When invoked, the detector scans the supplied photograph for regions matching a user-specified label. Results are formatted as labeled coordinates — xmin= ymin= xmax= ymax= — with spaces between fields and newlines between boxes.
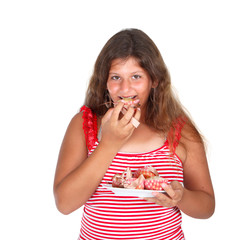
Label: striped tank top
xmin=78 ymin=106 xmax=185 ymax=240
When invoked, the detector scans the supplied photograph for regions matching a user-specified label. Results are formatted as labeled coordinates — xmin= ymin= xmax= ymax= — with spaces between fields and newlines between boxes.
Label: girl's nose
xmin=120 ymin=79 xmax=131 ymax=92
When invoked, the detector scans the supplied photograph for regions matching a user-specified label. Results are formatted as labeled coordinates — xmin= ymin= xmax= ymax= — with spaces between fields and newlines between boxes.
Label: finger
xmin=143 ymin=197 xmax=157 ymax=203
xmin=134 ymin=107 xmax=141 ymax=121
xmin=161 ymin=183 xmax=176 ymax=199
xmin=171 ymin=180 xmax=183 ymax=190
xmin=131 ymin=117 xmax=140 ymax=128
xmin=144 ymin=192 xmax=169 ymax=204
xmin=111 ymin=101 xmax=125 ymax=121
xmin=121 ymin=107 xmax=140 ymax=128
xmin=101 ymin=108 xmax=114 ymax=125
xmin=120 ymin=107 xmax=135 ymax=125
xmin=130 ymin=108 xmax=141 ymax=128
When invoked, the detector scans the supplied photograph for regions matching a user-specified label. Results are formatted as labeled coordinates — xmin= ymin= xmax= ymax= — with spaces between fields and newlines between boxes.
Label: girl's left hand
xmin=143 ymin=181 xmax=184 ymax=208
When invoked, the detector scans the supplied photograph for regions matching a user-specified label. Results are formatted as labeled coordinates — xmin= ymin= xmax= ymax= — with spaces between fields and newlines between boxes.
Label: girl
xmin=53 ymin=29 xmax=215 ymax=240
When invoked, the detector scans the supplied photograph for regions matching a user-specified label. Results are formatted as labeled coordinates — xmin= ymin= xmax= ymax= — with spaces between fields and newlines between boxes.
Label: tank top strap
xmin=167 ymin=116 xmax=187 ymax=152
xmin=80 ymin=105 xmax=98 ymax=151
xmin=174 ymin=117 xmax=187 ymax=150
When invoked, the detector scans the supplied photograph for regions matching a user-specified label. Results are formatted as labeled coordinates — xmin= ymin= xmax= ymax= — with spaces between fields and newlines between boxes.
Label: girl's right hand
xmin=100 ymin=102 xmax=141 ymax=149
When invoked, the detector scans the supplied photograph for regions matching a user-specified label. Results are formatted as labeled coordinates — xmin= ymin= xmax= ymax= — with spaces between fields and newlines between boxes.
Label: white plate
xmin=102 ymin=184 xmax=164 ymax=198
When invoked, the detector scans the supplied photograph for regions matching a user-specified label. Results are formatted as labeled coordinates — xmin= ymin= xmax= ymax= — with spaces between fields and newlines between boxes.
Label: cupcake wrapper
xmin=144 ymin=177 xmax=169 ymax=190
xmin=112 ymin=167 xmax=132 ymax=187
xmin=112 ymin=174 xmax=124 ymax=188
xmin=124 ymin=174 xmax=145 ymax=189
xmin=134 ymin=165 xmax=159 ymax=178
xmin=112 ymin=166 xmax=168 ymax=191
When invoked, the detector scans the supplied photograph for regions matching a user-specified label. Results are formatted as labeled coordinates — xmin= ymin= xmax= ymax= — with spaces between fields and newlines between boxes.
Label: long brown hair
xmin=84 ymin=28 xmax=204 ymax=152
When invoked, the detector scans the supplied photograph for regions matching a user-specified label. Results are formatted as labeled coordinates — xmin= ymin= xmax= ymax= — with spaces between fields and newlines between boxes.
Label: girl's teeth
xmin=120 ymin=98 xmax=140 ymax=106
xmin=121 ymin=96 xmax=136 ymax=100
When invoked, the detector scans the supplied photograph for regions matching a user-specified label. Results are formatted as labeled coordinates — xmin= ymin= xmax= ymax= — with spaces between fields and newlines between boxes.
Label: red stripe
xmin=79 ymin=108 xmax=185 ymax=239
xmin=81 ymin=217 xmax=181 ymax=238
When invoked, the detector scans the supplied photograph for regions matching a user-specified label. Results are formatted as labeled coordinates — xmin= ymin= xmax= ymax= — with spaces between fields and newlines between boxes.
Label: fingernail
xmin=161 ymin=183 xmax=167 ymax=188
xmin=152 ymin=192 xmax=158 ymax=196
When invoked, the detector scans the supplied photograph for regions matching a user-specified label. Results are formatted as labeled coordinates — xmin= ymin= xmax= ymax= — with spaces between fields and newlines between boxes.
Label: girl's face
xmin=107 ymin=57 xmax=155 ymax=111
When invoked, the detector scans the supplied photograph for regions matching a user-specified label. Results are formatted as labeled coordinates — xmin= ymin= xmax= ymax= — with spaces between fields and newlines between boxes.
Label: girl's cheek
xmin=107 ymin=84 xmax=118 ymax=94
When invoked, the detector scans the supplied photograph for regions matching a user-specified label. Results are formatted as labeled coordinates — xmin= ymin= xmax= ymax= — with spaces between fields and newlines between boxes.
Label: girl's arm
xmin=53 ymin=103 xmax=140 ymax=215
xmin=144 ymin=126 xmax=215 ymax=219
xmin=175 ymin=133 xmax=215 ymax=219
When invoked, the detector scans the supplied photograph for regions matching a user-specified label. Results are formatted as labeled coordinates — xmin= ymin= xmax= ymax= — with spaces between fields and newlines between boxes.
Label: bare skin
xmin=53 ymin=102 xmax=141 ymax=214
xmin=144 ymin=130 xmax=215 ymax=219
xmin=54 ymin=57 xmax=215 ymax=218
xmin=54 ymin=104 xmax=214 ymax=218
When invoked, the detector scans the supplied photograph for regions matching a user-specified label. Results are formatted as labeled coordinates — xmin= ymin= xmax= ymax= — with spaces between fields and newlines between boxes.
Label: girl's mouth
xmin=118 ymin=96 xmax=140 ymax=107
xmin=119 ymin=95 xmax=137 ymax=101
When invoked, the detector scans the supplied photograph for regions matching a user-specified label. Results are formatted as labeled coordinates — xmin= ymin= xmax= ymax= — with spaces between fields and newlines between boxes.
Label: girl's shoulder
xmin=66 ymin=111 xmax=85 ymax=138
xmin=180 ymin=121 xmax=204 ymax=145
xmin=177 ymin=122 xmax=205 ymax=163
xmin=63 ymin=111 xmax=88 ymax=150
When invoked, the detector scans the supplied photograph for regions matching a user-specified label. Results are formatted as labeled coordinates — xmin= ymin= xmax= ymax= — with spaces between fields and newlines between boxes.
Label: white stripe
xmin=84 ymin=211 xmax=181 ymax=226
xmin=81 ymin=217 xmax=182 ymax=239
xmin=82 ymin=216 xmax=181 ymax=236
xmin=85 ymin=208 xmax=177 ymax=219
xmin=83 ymin=137 xmax=183 ymax=239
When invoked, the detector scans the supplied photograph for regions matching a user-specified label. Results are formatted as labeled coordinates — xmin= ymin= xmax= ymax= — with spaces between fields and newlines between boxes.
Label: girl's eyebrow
xmin=108 ymin=72 xmax=119 ymax=75
xmin=131 ymin=71 xmax=144 ymax=74
xmin=109 ymin=71 xmax=145 ymax=75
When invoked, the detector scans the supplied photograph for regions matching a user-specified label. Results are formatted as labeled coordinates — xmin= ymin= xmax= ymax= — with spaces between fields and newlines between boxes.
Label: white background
xmin=0 ymin=0 xmax=239 ymax=239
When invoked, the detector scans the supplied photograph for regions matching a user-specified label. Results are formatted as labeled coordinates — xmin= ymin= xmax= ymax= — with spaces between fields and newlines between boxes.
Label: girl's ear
xmin=152 ymin=80 xmax=158 ymax=88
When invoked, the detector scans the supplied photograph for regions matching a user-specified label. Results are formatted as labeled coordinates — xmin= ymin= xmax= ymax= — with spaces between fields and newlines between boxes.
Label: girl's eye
xmin=132 ymin=74 xmax=141 ymax=79
xmin=111 ymin=76 xmax=120 ymax=80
